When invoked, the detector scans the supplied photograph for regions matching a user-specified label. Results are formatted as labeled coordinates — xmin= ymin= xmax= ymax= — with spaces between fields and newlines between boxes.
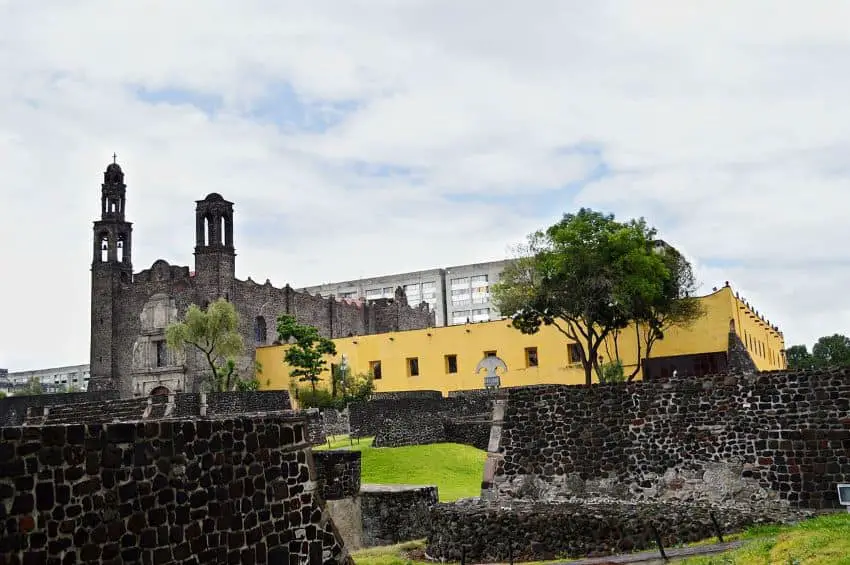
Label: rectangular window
xmin=567 ymin=343 xmax=582 ymax=364
xmin=382 ymin=287 xmax=394 ymax=297
xmin=369 ymin=360 xmax=382 ymax=380
xmin=451 ymin=310 xmax=470 ymax=324
xmin=407 ymin=357 xmax=420 ymax=377
xmin=472 ymin=308 xmax=490 ymax=322
xmin=421 ymin=281 xmax=437 ymax=299
xmin=156 ymin=340 xmax=167 ymax=367
xmin=365 ymin=289 xmax=383 ymax=300
xmin=470 ymin=274 xmax=488 ymax=285
xmin=484 ymin=350 xmax=497 ymax=358
xmin=450 ymin=277 xmax=470 ymax=289
xmin=445 ymin=354 xmax=458 ymax=374
xmin=339 ymin=291 xmax=356 ymax=299
xmin=525 ymin=347 xmax=539 ymax=367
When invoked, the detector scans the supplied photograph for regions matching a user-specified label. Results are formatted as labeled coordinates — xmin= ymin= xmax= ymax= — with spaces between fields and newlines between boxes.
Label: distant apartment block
xmin=300 ymin=260 xmax=510 ymax=327
xmin=0 ymin=364 xmax=91 ymax=395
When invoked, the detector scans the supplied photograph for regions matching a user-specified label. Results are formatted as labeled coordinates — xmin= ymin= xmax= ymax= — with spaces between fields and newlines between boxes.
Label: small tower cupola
xmin=101 ymin=154 xmax=127 ymax=221
xmin=92 ymin=156 xmax=133 ymax=270
xmin=195 ymin=192 xmax=234 ymax=251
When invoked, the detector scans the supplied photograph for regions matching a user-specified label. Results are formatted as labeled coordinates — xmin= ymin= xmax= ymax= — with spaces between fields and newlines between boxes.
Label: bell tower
xmin=89 ymin=156 xmax=133 ymax=393
xmin=193 ymin=193 xmax=236 ymax=298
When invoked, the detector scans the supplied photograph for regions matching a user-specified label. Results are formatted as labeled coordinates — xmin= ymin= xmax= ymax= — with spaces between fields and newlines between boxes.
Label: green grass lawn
xmin=315 ymin=435 xmax=486 ymax=502
xmin=679 ymin=512 xmax=850 ymax=565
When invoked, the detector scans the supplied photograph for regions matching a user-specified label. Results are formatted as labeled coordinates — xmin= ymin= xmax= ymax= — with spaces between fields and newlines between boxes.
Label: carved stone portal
xmin=131 ymin=293 xmax=187 ymax=396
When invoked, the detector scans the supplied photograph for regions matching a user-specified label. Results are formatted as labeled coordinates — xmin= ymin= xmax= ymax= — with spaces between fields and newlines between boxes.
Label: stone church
xmin=89 ymin=160 xmax=435 ymax=397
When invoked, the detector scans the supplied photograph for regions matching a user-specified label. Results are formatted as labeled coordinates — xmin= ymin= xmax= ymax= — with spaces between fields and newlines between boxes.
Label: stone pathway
xmin=553 ymin=540 xmax=744 ymax=564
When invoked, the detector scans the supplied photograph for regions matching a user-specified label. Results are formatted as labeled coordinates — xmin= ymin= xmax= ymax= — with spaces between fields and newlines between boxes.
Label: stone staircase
xmin=24 ymin=397 xmax=156 ymax=425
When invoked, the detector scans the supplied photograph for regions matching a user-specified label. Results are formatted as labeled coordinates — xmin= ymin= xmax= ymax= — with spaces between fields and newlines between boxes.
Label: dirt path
xmin=552 ymin=540 xmax=744 ymax=564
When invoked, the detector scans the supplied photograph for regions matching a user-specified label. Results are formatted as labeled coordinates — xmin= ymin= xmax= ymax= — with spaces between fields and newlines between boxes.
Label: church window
xmin=220 ymin=216 xmax=226 ymax=246
xmin=116 ymin=238 xmax=124 ymax=263
xmin=155 ymin=341 xmax=167 ymax=367
xmin=100 ymin=234 xmax=109 ymax=262
xmin=255 ymin=316 xmax=267 ymax=344
xmin=204 ymin=216 xmax=212 ymax=246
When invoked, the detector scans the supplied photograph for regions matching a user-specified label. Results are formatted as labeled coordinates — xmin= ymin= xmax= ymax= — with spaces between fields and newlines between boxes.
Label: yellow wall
xmin=256 ymin=286 xmax=786 ymax=395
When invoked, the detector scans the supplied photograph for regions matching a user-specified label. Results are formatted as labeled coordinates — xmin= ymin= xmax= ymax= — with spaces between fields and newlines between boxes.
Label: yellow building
xmin=256 ymin=284 xmax=786 ymax=396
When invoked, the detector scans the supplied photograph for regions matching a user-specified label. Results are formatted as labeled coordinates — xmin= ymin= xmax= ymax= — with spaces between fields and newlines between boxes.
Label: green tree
xmin=811 ymin=334 xmax=850 ymax=368
xmin=276 ymin=315 xmax=337 ymax=394
xmin=165 ymin=298 xmax=245 ymax=392
xmin=626 ymin=244 xmax=704 ymax=380
xmin=785 ymin=344 xmax=815 ymax=370
xmin=17 ymin=377 xmax=44 ymax=396
xmin=492 ymin=208 xmax=677 ymax=385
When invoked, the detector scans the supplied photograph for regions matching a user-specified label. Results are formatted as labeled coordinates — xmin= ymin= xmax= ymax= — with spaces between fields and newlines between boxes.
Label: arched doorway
xmin=150 ymin=386 xmax=170 ymax=396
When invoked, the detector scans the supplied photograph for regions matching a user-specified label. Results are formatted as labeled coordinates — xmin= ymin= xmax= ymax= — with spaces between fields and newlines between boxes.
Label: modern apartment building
xmin=300 ymin=259 xmax=510 ymax=327
xmin=0 ymin=364 xmax=91 ymax=395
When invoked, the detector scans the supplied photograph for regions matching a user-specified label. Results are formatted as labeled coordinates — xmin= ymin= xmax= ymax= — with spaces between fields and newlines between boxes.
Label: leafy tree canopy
xmin=493 ymin=208 xmax=702 ymax=384
xmin=276 ymin=315 xmax=337 ymax=394
xmin=787 ymin=334 xmax=850 ymax=370
xmin=165 ymin=298 xmax=245 ymax=392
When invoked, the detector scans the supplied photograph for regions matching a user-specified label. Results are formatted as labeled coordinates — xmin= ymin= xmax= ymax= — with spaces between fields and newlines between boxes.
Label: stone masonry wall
xmin=313 ymin=451 xmax=362 ymax=500
xmin=426 ymin=500 xmax=810 ymax=562
xmin=320 ymin=409 xmax=349 ymax=437
xmin=360 ymin=485 xmax=438 ymax=547
xmin=349 ymin=394 xmax=492 ymax=439
xmin=372 ymin=414 xmax=445 ymax=448
xmin=487 ymin=369 xmax=850 ymax=510
xmin=0 ymin=414 xmax=352 ymax=565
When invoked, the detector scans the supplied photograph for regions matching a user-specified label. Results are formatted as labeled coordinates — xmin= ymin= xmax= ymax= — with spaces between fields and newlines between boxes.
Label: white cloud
xmin=1 ymin=1 xmax=848 ymax=370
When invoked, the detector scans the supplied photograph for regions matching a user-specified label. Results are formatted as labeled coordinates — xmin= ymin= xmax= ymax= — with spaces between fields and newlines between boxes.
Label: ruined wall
xmin=0 ymin=414 xmax=351 ymax=565
xmin=320 ymin=409 xmax=350 ymax=437
xmin=426 ymin=500 xmax=810 ymax=562
xmin=349 ymin=394 xmax=492 ymax=439
xmin=487 ymin=369 xmax=850 ymax=509
xmin=0 ymin=391 xmax=119 ymax=426
xmin=314 ymin=451 xmax=362 ymax=500
xmin=360 ymin=485 xmax=438 ymax=547
xmin=372 ymin=414 xmax=446 ymax=448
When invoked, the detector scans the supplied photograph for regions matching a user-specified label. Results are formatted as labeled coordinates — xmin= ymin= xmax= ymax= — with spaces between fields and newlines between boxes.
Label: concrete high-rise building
xmin=300 ymin=260 xmax=510 ymax=327
xmin=0 ymin=364 xmax=91 ymax=395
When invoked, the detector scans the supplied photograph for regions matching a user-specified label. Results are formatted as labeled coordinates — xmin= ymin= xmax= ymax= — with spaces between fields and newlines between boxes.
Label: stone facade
xmin=88 ymin=161 xmax=435 ymax=397
xmin=485 ymin=369 xmax=850 ymax=510
xmin=425 ymin=500 xmax=811 ymax=562
xmin=0 ymin=413 xmax=352 ymax=565
xmin=359 ymin=485 xmax=438 ymax=547
xmin=304 ymin=409 xmax=327 ymax=446
xmin=313 ymin=451 xmax=362 ymax=500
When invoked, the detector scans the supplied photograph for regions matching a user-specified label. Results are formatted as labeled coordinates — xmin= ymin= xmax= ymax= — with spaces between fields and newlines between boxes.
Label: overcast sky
xmin=2 ymin=1 xmax=848 ymax=371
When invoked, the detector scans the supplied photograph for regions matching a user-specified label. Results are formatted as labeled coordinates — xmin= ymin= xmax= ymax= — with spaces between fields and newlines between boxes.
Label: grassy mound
xmin=314 ymin=436 xmax=486 ymax=502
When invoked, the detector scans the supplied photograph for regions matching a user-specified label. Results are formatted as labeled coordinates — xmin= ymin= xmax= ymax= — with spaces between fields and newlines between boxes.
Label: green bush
xmin=292 ymin=371 xmax=375 ymax=409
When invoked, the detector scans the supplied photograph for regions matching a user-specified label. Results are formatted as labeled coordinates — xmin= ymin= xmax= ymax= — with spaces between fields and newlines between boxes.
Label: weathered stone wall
xmin=426 ymin=500 xmax=810 ymax=562
xmin=360 ymin=485 xmax=439 ymax=547
xmin=488 ymin=369 xmax=850 ymax=509
xmin=370 ymin=390 xmax=443 ymax=400
xmin=443 ymin=416 xmax=491 ymax=451
xmin=321 ymin=408 xmax=350 ymax=437
xmin=305 ymin=408 xmax=328 ymax=446
xmin=373 ymin=414 xmax=445 ymax=448
xmin=0 ymin=391 xmax=119 ymax=426
xmin=0 ymin=414 xmax=352 ymax=565
xmin=205 ymin=390 xmax=292 ymax=415
xmin=349 ymin=394 xmax=492 ymax=439
xmin=314 ymin=451 xmax=362 ymax=500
